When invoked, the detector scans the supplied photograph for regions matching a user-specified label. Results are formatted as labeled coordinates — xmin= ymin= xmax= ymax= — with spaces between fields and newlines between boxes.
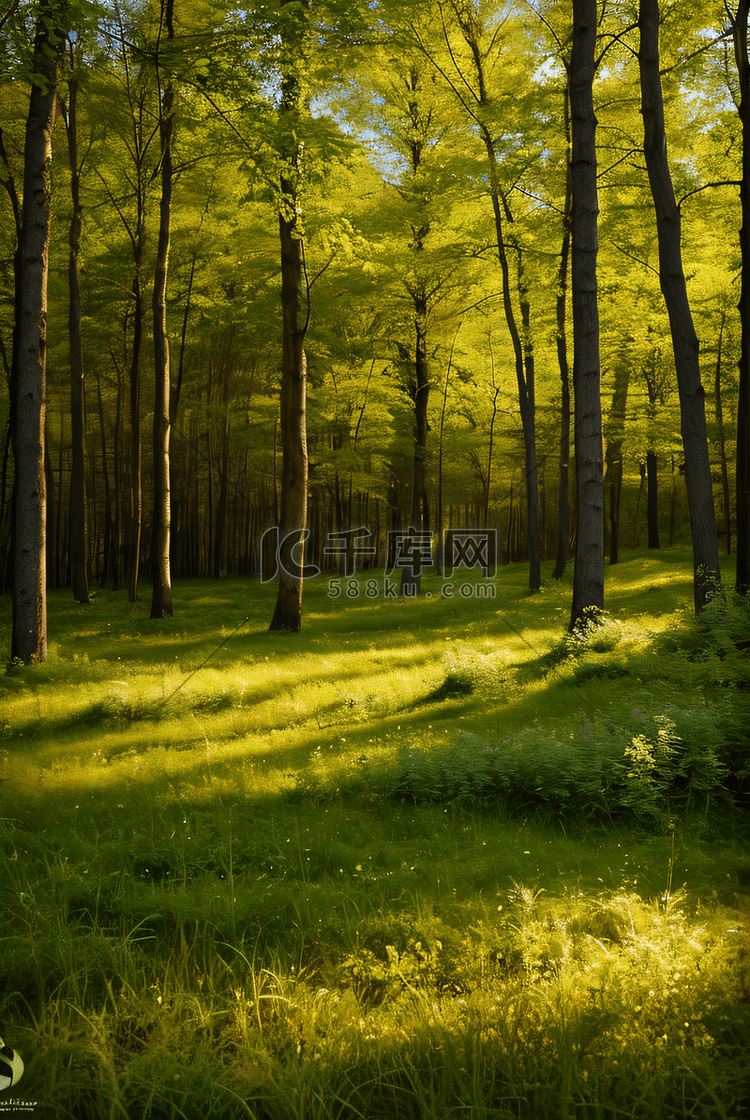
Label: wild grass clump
xmin=423 ymin=644 xmax=507 ymax=702
xmin=297 ymin=713 xmax=728 ymax=829
xmin=4 ymin=852 xmax=748 ymax=1119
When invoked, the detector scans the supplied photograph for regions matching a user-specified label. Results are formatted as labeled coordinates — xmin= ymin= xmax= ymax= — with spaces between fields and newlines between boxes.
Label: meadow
xmin=0 ymin=547 xmax=748 ymax=1119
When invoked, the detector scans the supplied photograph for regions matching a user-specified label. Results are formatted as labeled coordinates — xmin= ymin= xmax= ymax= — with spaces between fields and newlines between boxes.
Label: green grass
xmin=0 ymin=549 xmax=749 ymax=1118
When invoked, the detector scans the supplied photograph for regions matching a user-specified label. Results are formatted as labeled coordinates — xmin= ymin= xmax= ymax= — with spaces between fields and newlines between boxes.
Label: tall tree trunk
xmin=269 ymin=0 xmax=311 ymax=632
xmin=604 ymin=354 xmax=631 ymax=565
xmin=568 ymin=0 xmax=604 ymax=631
xmin=638 ymin=0 xmax=719 ymax=610
xmin=1 ymin=423 xmax=12 ymax=593
xmin=105 ymin=21 xmax=147 ymax=603
xmin=213 ymin=396 xmax=230 ymax=579
xmin=45 ymin=440 xmax=57 ymax=590
xmin=269 ymin=194 xmax=308 ymax=629
xmin=713 ymin=312 xmax=732 ymax=554
xmin=1 ymin=125 xmax=22 ymax=595
xmin=12 ymin=2 xmax=63 ymax=664
xmin=484 ymin=147 xmax=541 ymax=592
xmin=646 ymin=450 xmax=660 ymax=549
xmin=485 ymin=349 xmax=500 ymax=540
xmin=732 ymin=0 xmax=750 ymax=593
xmin=514 ymin=237 xmax=541 ymax=576
xmin=553 ymin=88 xmax=573 ymax=581
xmin=436 ymin=325 xmax=459 ymax=575
xmin=95 ymin=365 xmax=112 ymax=587
xmin=401 ymin=309 xmax=430 ymax=597
xmin=64 ymin=65 xmax=89 ymax=604
xmin=127 ymin=274 xmax=143 ymax=601
xmin=447 ymin=5 xmax=541 ymax=590
xmin=150 ymin=0 xmax=174 ymax=619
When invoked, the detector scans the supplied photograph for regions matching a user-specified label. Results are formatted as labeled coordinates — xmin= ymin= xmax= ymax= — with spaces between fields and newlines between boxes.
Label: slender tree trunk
xmin=515 ymin=239 xmax=541 ymax=576
xmin=646 ymin=450 xmax=660 ymax=549
xmin=713 ymin=312 xmax=732 ymax=554
xmin=269 ymin=0 xmax=311 ymax=631
xmin=447 ymin=6 xmax=541 ymax=589
xmin=1 ymin=423 xmax=12 ymax=593
xmin=150 ymin=0 xmax=174 ymax=618
xmin=127 ymin=277 xmax=143 ymax=601
xmin=12 ymin=3 xmax=63 ymax=664
xmin=213 ymin=395 xmax=230 ymax=579
xmin=553 ymin=90 xmax=573 ymax=581
xmin=95 ymin=365 xmax=112 ymax=587
xmin=0 ymin=129 xmax=22 ymax=596
xmin=107 ymin=25 xmax=147 ymax=603
xmin=484 ymin=148 xmax=541 ymax=592
xmin=45 ymin=440 xmax=57 ymax=590
xmin=112 ymin=360 xmax=122 ymax=589
xmin=732 ymin=0 xmax=750 ymax=593
xmin=401 ymin=309 xmax=430 ymax=597
xmin=485 ymin=388 xmax=499 ymax=531
xmin=269 ymin=198 xmax=308 ymax=629
xmin=436 ymin=325 xmax=459 ymax=575
xmin=639 ymin=0 xmax=719 ymax=610
xmin=64 ymin=68 xmax=89 ymax=604
xmin=604 ymin=355 xmax=631 ymax=565
xmin=568 ymin=0 xmax=604 ymax=631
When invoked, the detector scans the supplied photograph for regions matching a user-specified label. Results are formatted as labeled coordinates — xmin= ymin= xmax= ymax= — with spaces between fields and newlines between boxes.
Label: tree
xmin=150 ymin=0 xmax=175 ymax=618
xmin=604 ymin=346 xmax=631 ymax=566
xmin=730 ymin=0 xmax=750 ymax=594
xmin=12 ymin=0 xmax=65 ymax=664
xmin=553 ymin=85 xmax=573 ymax=581
xmin=568 ymin=0 xmax=604 ymax=631
xmin=269 ymin=0 xmax=312 ymax=632
xmin=638 ymin=0 xmax=720 ymax=610
xmin=0 ymin=78 xmax=24 ymax=596
xmin=95 ymin=4 xmax=154 ymax=602
xmin=61 ymin=41 xmax=90 ymax=604
xmin=414 ymin=3 xmax=543 ymax=592
xmin=386 ymin=58 xmax=447 ymax=598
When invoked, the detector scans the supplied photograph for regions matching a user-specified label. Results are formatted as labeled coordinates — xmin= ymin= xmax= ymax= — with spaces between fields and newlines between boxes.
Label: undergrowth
xmin=0 ymin=551 xmax=748 ymax=1118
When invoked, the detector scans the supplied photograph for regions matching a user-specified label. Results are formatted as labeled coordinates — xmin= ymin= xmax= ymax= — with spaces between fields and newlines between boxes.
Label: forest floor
xmin=0 ymin=547 xmax=749 ymax=1119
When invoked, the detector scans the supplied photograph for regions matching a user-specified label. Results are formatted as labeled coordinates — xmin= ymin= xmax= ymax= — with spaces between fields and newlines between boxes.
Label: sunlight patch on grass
xmin=0 ymin=552 xmax=747 ymax=1116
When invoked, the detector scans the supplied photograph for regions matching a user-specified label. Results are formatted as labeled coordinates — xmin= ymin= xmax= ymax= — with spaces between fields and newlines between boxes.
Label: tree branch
xmin=677 ymin=180 xmax=741 ymax=208
xmin=611 ymin=240 xmax=660 ymax=277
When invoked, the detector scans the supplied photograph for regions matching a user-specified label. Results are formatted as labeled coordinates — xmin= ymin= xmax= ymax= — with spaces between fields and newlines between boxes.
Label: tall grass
xmin=0 ymin=550 xmax=748 ymax=1118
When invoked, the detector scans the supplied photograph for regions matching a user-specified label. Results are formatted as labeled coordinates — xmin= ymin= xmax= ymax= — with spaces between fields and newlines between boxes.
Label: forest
xmin=1 ymin=0 xmax=749 ymax=1117
xmin=0 ymin=0 xmax=747 ymax=644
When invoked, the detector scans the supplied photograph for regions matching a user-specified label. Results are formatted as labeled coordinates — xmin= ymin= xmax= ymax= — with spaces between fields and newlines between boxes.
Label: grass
xmin=0 ymin=548 xmax=749 ymax=1118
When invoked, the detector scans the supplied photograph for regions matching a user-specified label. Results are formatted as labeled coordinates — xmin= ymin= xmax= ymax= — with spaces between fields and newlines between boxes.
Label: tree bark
xmin=638 ymin=0 xmax=719 ymax=610
xmin=268 ymin=192 xmax=309 ymax=630
xmin=401 ymin=306 xmax=430 ymax=597
xmin=436 ymin=325 xmax=459 ymax=574
xmin=646 ymin=450 xmax=660 ymax=549
xmin=12 ymin=2 xmax=63 ymax=664
xmin=1 ymin=125 xmax=22 ymax=595
xmin=483 ymin=144 xmax=541 ymax=592
xmin=269 ymin=7 xmax=310 ymax=631
xmin=713 ymin=311 xmax=732 ymax=554
xmin=604 ymin=354 xmax=630 ymax=565
xmin=150 ymin=0 xmax=174 ymax=619
xmin=64 ymin=65 xmax=90 ymax=604
xmin=732 ymin=0 xmax=750 ymax=593
xmin=553 ymin=88 xmax=573 ymax=581
xmin=569 ymin=0 xmax=604 ymax=631
xmin=433 ymin=7 xmax=541 ymax=590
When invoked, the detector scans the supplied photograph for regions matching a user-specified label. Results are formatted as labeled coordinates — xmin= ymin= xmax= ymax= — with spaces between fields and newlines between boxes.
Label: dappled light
xmin=1 ymin=552 xmax=748 ymax=1117
xmin=0 ymin=0 xmax=746 ymax=1112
